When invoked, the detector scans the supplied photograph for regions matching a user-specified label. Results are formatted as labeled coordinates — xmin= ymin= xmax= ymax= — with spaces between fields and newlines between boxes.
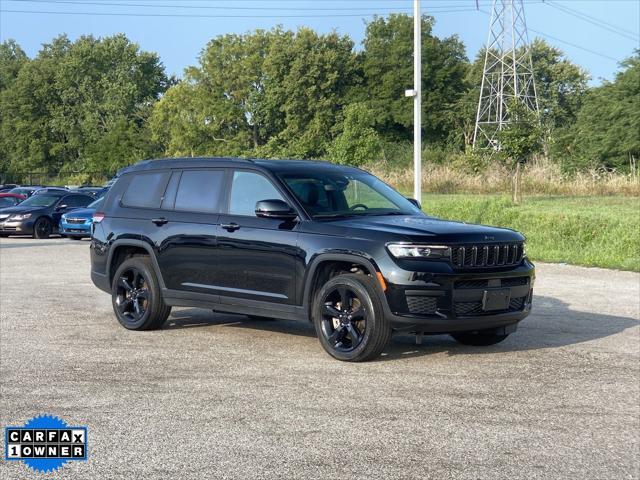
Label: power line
xmin=477 ymin=8 xmax=622 ymax=63
xmin=4 ymin=0 xmax=497 ymax=11
xmin=0 ymin=7 xmax=482 ymax=18
xmin=544 ymin=0 xmax=639 ymax=41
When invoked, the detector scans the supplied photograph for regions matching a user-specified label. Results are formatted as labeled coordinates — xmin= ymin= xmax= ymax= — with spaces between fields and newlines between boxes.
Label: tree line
xmin=0 ymin=14 xmax=637 ymax=183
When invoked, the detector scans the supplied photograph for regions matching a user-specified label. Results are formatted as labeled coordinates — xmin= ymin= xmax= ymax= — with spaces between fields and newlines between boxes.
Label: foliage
xmin=0 ymin=35 xmax=168 ymax=178
xmin=498 ymin=100 xmax=543 ymax=166
xmin=359 ymin=14 xmax=469 ymax=144
xmin=0 ymin=20 xmax=637 ymax=182
xmin=552 ymin=51 xmax=640 ymax=172
xmin=329 ymin=103 xmax=382 ymax=166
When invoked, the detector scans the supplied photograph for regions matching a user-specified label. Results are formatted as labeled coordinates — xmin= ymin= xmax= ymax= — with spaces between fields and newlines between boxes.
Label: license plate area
xmin=482 ymin=288 xmax=511 ymax=311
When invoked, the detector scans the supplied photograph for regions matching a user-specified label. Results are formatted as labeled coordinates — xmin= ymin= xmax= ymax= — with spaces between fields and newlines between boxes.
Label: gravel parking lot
xmin=0 ymin=237 xmax=638 ymax=479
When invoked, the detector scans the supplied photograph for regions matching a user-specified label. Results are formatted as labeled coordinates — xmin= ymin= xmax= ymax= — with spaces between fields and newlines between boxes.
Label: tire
xmin=69 ymin=235 xmax=83 ymax=241
xmin=111 ymin=255 xmax=171 ymax=330
xmin=33 ymin=217 xmax=53 ymax=239
xmin=0 ymin=233 xmax=9 ymax=238
xmin=312 ymin=273 xmax=391 ymax=362
xmin=451 ymin=331 xmax=510 ymax=346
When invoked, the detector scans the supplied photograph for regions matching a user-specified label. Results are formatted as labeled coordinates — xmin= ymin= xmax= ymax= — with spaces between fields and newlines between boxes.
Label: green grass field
xmin=418 ymin=195 xmax=640 ymax=272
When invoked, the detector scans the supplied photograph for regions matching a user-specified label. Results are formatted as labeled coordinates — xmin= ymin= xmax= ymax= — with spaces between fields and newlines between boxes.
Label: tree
xmin=498 ymin=101 xmax=543 ymax=203
xmin=329 ymin=103 xmax=382 ymax=166
xmin=360 ymin=14 xmax=469 ymax=144
xmin=0 ymin=34 xmax=168 ymax=179
xmin=552 ymin=51 xmax=639 ymax=172
xmin=529 ymin=39 xmax=589 ymax=130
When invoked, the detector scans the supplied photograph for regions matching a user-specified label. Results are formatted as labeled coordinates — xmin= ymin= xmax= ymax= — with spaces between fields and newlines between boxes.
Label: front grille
xmin=454 ymin=295 xmax=527 ymax=316
xmin=65 ymin=218 xmax=87 ymax=224
xmin=406 ymin=296 xmax=438 ymax=315
xmin=501 ymin=276 xmax=529 ymax=287
xmin=451 ymin=243 xmax=524 ymax=269
xmin=455 ymin=276 xmax=529 ymax=289
xmin=454 ymin=279 xmax=490 ymax=289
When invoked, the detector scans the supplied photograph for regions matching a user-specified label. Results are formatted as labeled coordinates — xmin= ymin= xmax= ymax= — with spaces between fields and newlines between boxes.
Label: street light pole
xmin=413 ymin=0 xmax=422 ymax=203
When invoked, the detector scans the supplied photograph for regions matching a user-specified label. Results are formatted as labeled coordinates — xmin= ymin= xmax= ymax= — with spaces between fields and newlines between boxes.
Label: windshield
xmin=88 ymin=197 xmax=104 ymax=209
xmin=279 ymin=171 xmax=422 ymax=218
xmin=18 ymin=195 xmax=60 ymax=208
xmin=9 ymin=188 xmax=33 ymax=196
xmin=0 ymin=197 xmax=17 ymax=207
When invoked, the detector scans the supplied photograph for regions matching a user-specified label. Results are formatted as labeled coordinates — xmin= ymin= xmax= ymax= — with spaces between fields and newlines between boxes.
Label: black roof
xmin=117 ymin=157 xmax=363 ymax=176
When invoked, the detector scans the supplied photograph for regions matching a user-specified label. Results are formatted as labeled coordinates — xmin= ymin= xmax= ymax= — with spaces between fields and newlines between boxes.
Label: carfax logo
xmin=4 ymin=415 xmax=88 ymax=473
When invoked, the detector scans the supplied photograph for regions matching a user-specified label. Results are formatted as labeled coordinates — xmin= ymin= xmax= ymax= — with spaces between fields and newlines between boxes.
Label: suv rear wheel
xmin=111 ymin=256 xmax=171 ymax=330
xmin=312 ymin=273 xmax=391 ymax=362
xmin=451 ymin=331 xmax=509 ymax=346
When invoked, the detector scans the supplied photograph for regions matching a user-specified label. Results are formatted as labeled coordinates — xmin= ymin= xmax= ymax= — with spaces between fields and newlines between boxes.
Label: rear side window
xmin=122 ymin=172 xmax=170 ymax=209
xmin=173 ymin=170 xmax=224 ymax=214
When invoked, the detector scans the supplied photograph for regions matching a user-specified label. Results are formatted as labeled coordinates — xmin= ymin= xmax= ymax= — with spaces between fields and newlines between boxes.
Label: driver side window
xmin=229 ymin=171 xmax=284 ymax=216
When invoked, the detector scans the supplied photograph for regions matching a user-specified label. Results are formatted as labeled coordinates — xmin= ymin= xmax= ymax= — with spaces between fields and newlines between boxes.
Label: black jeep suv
xmin=90 ymin=157 xmax=534 ymax=362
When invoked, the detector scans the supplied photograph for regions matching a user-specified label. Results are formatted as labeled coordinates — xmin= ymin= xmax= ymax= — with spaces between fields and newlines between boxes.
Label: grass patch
xmin=418 ymin=194 xmax=640 ymax=272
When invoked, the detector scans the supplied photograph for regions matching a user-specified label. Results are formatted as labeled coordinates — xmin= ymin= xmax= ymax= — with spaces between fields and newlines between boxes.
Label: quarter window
xmin=174 ymin=170 xmax=224 ymax=213
xmin=229 ymin=171 xmax=283 ymax=216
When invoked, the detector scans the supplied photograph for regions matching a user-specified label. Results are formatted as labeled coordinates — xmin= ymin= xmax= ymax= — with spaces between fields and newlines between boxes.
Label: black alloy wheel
xmin=320 ymin=286 xmax=367 ymax=353
xmin=33 ymin=217 xmax=52 ymax=239
xmin=111 ymin=256 xmax=171 ymax=330
xmin=313 ymin=273 xmax=391 ymax=362
xmin=115 ymin=268 xmax=150 ymax=324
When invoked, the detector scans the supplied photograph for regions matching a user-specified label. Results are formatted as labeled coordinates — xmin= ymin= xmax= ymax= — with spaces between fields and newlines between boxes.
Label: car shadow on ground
xmin=164 ymin=295 xmax=639 ymax=361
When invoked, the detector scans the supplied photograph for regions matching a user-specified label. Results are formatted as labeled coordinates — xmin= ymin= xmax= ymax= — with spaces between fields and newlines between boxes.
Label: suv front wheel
xmin=312 ymin=273 xmax=391 ymax=362
xmin=111 ymin=256 xmax=171 ymax=330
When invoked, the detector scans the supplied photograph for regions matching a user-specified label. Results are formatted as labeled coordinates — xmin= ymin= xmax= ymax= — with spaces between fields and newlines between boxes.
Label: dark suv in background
xmin=90 ymin=157 xmax=534 ymax=362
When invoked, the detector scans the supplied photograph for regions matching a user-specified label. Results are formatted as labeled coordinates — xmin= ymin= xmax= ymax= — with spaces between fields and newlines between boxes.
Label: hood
xmin=315 ymin=214 xmax=524 ymax=243
xmin=62 ymin=207 xmax=95 ymax=219
xmin=0 ymin=206 xmax=47 ymax=217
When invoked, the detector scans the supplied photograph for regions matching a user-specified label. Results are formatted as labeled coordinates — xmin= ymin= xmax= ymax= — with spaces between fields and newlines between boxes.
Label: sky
xmin=0 ymin=0 xmax=638 ymax=85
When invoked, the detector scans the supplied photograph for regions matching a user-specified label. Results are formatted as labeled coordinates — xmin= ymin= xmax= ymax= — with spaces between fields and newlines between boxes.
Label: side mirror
xmin=407 ymin=198 xmax=422 ymax=209
xmin=56 ymin=204 xmax=68 ymax=211
xmin=255 ymin=199 xmax=297 ymax=220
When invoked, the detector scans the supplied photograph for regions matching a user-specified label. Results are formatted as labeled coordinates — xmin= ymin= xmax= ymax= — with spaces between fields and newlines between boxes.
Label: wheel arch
xmin=302 ymin=253 xmax=387 ymax=321
xmin=106 ymin=239 xmax=166 ymax=289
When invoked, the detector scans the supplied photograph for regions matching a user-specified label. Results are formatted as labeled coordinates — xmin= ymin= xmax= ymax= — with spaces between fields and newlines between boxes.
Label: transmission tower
xmin=473 ymin=0 xmax=539 ymax=150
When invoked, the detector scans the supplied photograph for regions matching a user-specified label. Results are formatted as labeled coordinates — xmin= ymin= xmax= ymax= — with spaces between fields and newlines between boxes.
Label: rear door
xmin=151 ymin=168 xmax=226 ymax=293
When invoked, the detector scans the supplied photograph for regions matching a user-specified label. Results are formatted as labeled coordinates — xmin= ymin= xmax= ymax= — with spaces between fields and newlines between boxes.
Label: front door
xmin=212 ymin=170 xmax=300 ymax=305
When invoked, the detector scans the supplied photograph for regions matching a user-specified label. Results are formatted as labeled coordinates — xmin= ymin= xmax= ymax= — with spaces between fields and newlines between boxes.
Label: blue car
xmin=59 ymin=197 xmax=104 ymax=240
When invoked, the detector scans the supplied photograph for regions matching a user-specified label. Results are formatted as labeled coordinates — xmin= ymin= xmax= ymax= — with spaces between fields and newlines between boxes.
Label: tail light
xmin=93 ymin=212 xmax=105 ymax=223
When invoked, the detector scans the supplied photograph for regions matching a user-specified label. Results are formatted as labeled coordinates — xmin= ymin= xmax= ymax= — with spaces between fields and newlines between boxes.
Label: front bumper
xmin=60 ymin=220 xmax=91 ymax=237
xmin=0 ymin=218 xmax=35 ymax=235
xmin=382 ymin=260 xmax=535 ymax=333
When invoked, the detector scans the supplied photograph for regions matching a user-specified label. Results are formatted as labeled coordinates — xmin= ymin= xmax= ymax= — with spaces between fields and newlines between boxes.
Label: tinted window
xmin=229 ymin=171 xmax=283 ymax=216
xmin=122 ymin=172 xmax=170 ymax=209
xmin=63 ymin=195 xmax=92 ymax=208
xmin=0 ymin=197 xmax=17 ymax=207
xmin=174 ymin=170 xmax=224 ymax=213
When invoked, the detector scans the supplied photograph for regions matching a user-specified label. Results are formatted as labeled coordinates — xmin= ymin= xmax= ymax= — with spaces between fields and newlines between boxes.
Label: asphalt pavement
xmin=0 ymin=237 xmax=638 ymax=479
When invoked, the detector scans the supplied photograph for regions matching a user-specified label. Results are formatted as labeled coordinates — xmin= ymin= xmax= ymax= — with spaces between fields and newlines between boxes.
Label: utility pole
xmin=473 ymin=0 xmax=539 ymax=150
xmin=412 ymin=0 xmax=422 ymax=201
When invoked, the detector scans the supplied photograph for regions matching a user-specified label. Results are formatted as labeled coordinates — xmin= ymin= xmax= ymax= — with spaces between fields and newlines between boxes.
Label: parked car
xmin=90 ymin=157 xmax=535 ymax=362
xmin=0 ymin=191 xmax=94 ymax=238
xmin=60 ymin=196 xmax=104 ymax=240
xmin=0 ymin=193 xmax=27 ymax=209
xmin=70 ymin=186 xmax=108 ymax=198
xmin=33 ymin=187 xmax=69 ymax=195
xmin=0 ymin=184 xmax=19 ymax=193
xmin=8 ymin=186 xmax=43 ymax=197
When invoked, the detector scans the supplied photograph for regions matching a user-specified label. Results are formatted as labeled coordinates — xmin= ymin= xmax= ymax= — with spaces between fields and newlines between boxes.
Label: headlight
xmin=387 ymin=243 xmax=450 ymax=259
xmin=522 ymin=242 xmax=527 ymax=258
xmin=10 ymin=213 xmax=31 ymax=221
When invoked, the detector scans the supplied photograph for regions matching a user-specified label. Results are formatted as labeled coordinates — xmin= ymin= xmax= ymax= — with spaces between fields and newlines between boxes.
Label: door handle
xmin=151 ymin=217 xmax=169 ymax=226
xmin=221 ymin=222 xmax=240 ymax=232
